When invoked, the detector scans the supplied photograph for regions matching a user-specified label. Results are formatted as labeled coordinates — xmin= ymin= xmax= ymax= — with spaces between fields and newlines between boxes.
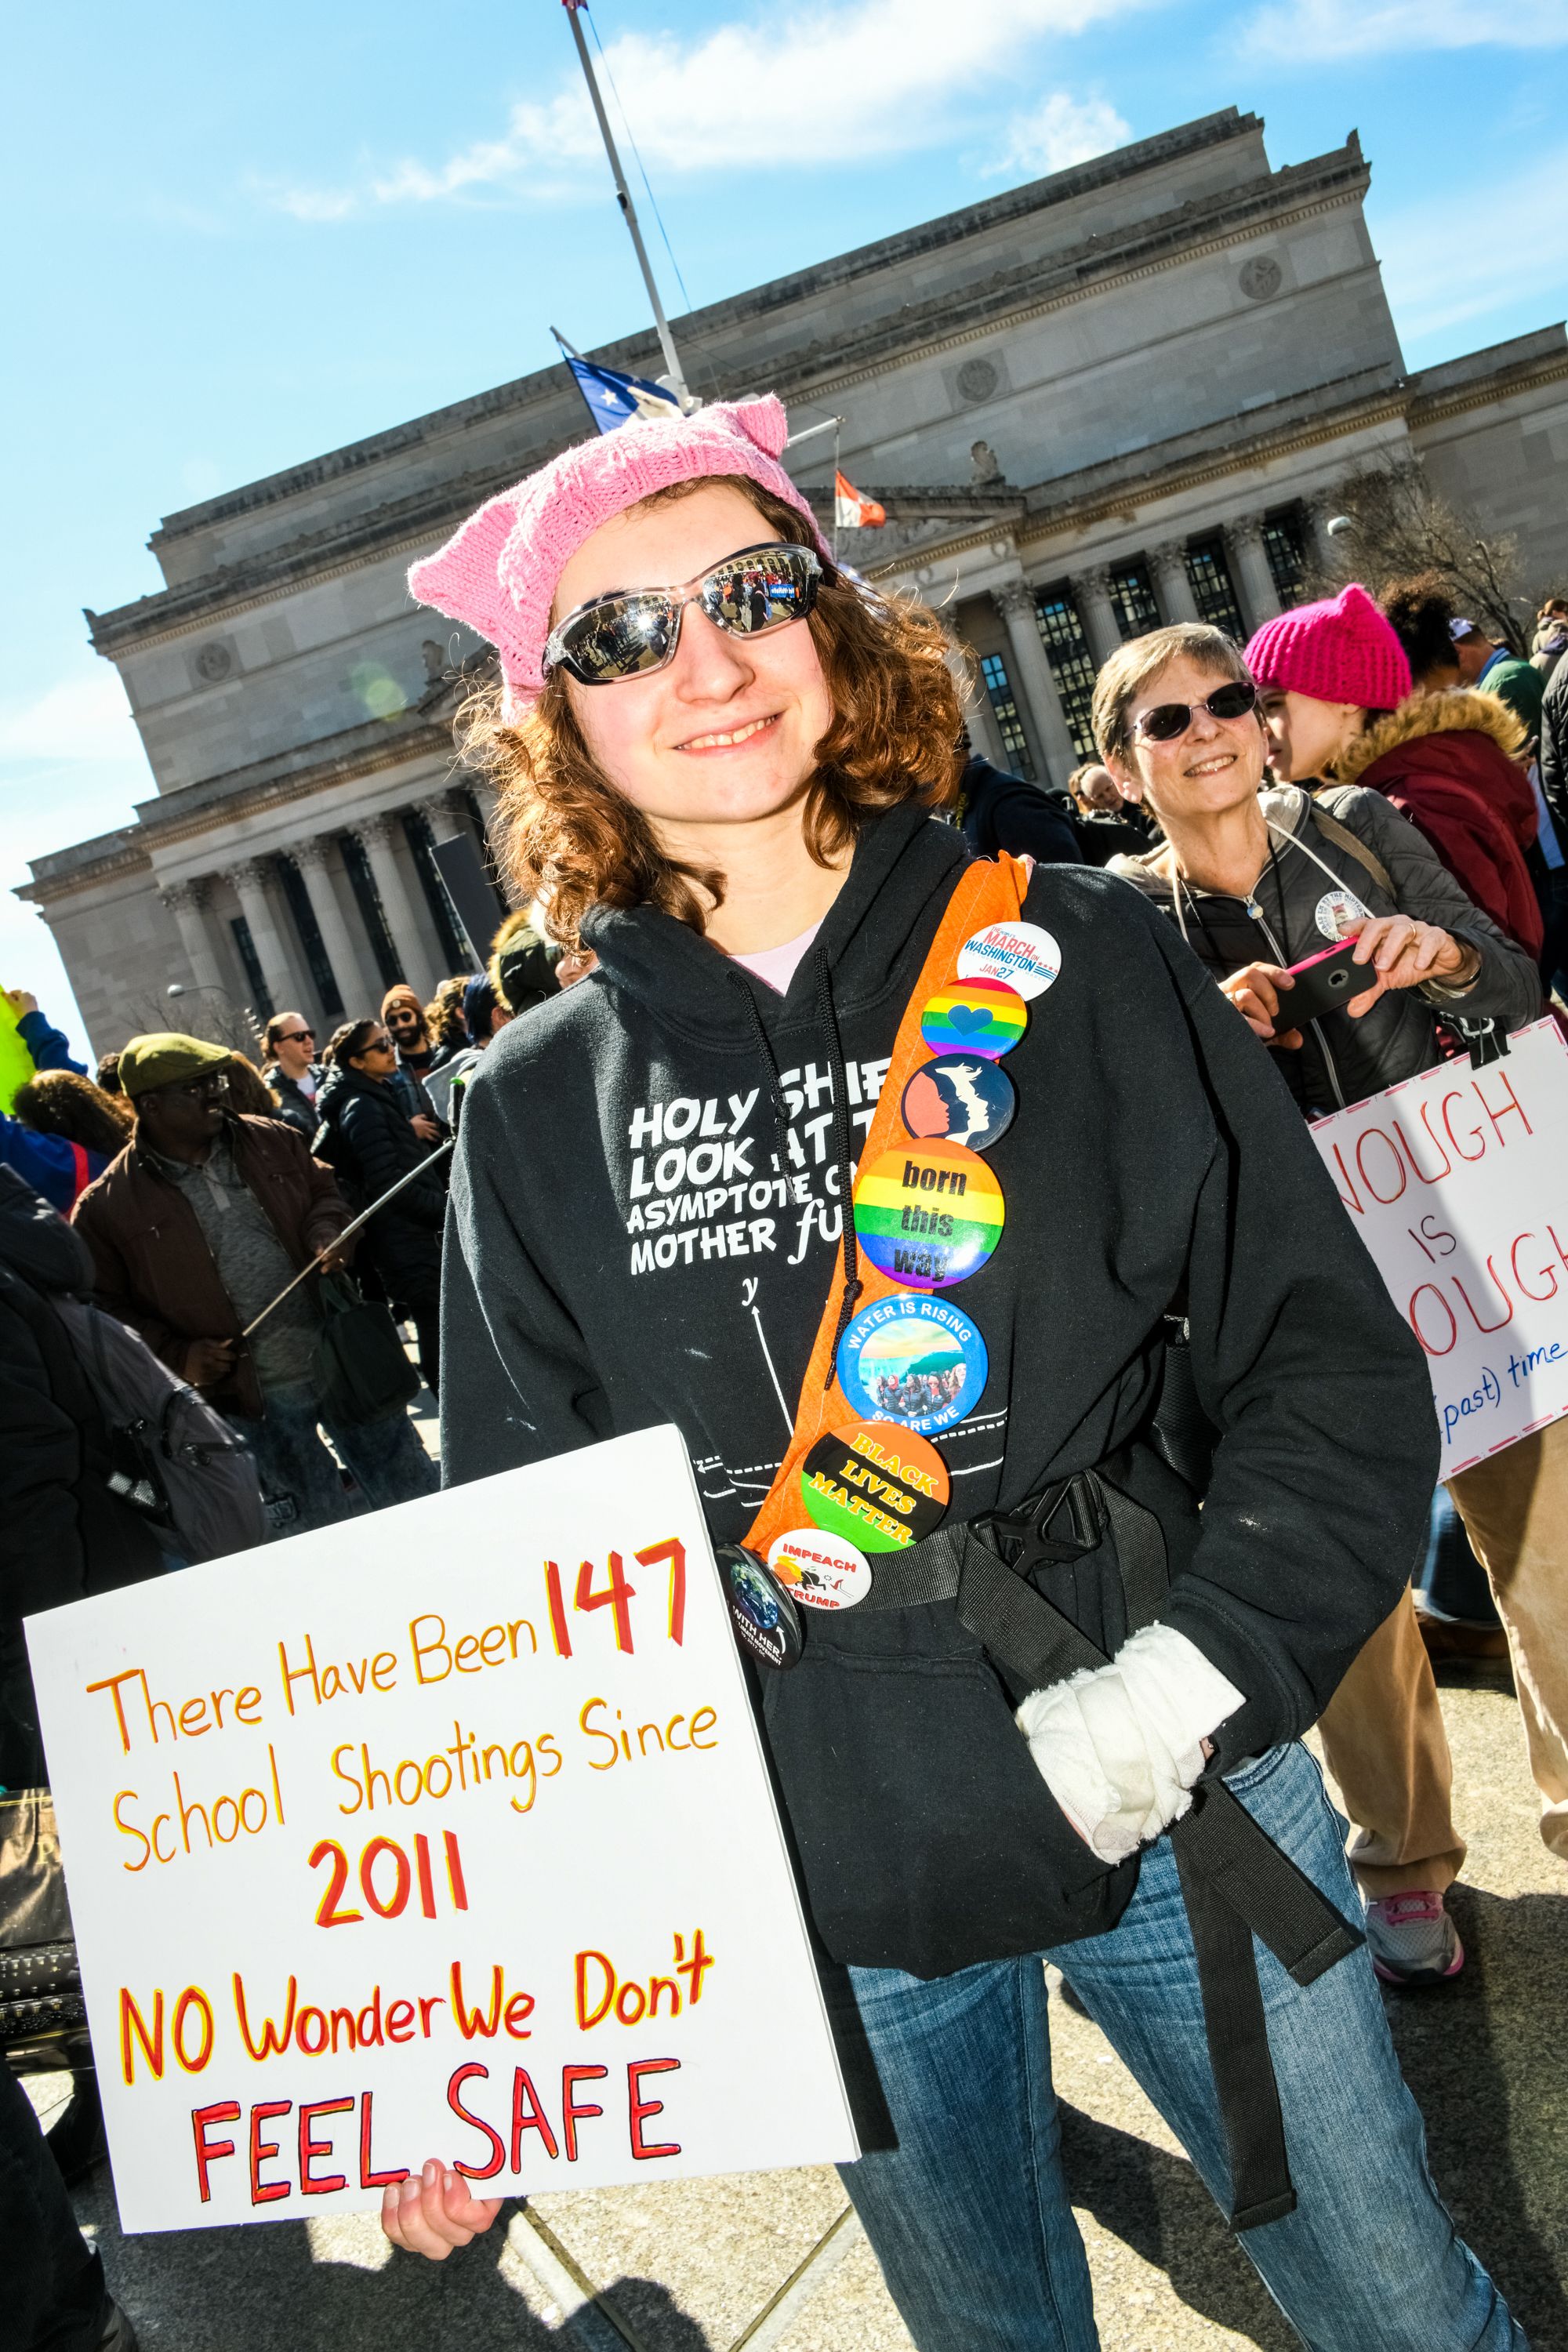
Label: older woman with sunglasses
xmin=1102 ymin=628 xmax=1538 ymax=1115
xmin=381 ymin=401 xmax=1525 ymax=2349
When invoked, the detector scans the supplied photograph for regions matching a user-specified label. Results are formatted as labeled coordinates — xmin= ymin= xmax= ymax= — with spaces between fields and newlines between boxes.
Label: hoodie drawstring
xmin=813 ymin=948 xmax=863 ymax=1381
xmin=729 ymin=972 xmax=789 ymax=1152
xmin=730 ymin=953 xmax=862 ymax=1392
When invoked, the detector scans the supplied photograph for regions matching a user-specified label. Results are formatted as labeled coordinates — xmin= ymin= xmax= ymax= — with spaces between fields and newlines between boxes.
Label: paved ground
xmin=42 ymin=1648 xmax=1564 ymax=2352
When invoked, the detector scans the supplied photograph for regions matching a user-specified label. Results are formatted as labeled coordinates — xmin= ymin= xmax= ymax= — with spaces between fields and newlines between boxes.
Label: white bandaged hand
xmin=1015 ymin=1624 xmax=1244 ymax=1865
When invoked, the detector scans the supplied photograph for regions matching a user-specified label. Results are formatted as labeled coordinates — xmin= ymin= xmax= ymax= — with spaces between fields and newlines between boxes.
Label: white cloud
xmin=0 ymin=669 xmax=140 ymax=771
xmin=1243 ymin=0 xmax=1560 ymax=60
xmin=265 ymin=0 xmax=1145 ymax=220
xmin=1373 ymin=145 xmax=1568 ymax=344
xmin=985 ymin=93 xmax=1131 ymax=179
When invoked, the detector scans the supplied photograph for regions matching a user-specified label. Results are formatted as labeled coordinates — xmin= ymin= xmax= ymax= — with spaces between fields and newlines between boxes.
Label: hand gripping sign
xmin=24 ymin=1428 xmax=856 ymax=2234
xmin=1308 ymin=1018 xmax=1568 ymax=1477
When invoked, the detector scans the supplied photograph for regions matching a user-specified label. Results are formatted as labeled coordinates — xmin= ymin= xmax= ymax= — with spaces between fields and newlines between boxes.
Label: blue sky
xmin=2 ymin=0 xmax=1559 ymax=1053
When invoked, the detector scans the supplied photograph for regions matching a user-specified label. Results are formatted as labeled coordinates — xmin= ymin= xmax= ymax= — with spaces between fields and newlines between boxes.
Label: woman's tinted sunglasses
xmin=1131 ymin=681 xmax=1258 ymax=744
xmin=543 ymin=543 xmax=822 ymax=686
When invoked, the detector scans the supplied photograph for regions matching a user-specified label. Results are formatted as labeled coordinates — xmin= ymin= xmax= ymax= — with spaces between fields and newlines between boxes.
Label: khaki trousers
xmin=1317 ymin=1586 xmax=1466 ymax=1897
xmin=1449 ymin=1415 xmax=1568 ymax=1864
xmin=1317 ymin=1414 xmax=1568 ymax=1889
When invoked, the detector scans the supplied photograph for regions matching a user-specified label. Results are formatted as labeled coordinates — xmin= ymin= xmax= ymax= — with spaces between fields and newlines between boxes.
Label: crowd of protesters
xmin=4 ymin=459 xmax=1566 ymax=2347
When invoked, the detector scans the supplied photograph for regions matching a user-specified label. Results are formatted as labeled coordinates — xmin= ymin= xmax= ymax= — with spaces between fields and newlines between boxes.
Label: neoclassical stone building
xmin=22 ymin=106 xmax=1568 ymax=1051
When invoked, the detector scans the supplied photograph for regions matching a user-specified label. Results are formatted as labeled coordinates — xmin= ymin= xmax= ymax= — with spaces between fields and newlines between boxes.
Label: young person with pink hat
xmin=374 ymin=397 xmax=1523 ymax=2348
xmin=1247 ymin=581 xmax=1542 ymax=956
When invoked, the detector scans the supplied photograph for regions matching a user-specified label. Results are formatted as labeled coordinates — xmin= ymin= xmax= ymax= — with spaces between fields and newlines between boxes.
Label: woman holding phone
xmin=383 ymin=402 xmax=1525 ymax=2349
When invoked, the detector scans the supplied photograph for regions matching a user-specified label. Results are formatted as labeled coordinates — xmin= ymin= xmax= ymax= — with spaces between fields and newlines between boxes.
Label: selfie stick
xmin=240 ymin=1141 xmax=455 ymax=1340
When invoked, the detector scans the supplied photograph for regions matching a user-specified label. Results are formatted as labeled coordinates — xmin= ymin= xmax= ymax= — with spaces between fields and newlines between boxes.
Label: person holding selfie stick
xmin=381 ymin=400 xmax=1525 ymax=2347
xmin=1102 ymin=625 xmax=1540 ymax=1992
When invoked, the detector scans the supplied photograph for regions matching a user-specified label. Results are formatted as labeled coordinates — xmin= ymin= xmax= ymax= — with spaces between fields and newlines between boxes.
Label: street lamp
xmin=165 ymin=982 xmax=261 ymax=1051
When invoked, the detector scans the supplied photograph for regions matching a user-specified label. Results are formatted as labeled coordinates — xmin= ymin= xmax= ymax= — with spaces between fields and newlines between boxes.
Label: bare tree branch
xmin=1304 ymin=458 xmax=1527 ymax=648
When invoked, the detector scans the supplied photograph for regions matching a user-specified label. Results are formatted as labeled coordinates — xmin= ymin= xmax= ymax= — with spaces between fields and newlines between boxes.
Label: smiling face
xmin=552 ymin=484 xmax=834 ymax=858
xmin=1107 ymin=652 xmax=1269 ymax=826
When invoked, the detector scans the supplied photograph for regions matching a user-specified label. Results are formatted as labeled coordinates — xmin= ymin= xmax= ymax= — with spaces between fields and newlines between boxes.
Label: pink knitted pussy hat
xmin=1243 ymin=583 xmax=1412 ymax=712
xmin=407 ymin=394 xmax=833 ymax=716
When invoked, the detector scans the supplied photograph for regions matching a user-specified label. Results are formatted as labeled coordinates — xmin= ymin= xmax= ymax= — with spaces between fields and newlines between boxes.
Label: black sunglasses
xmin=1131 ymin=681 xmax=1258 ymax=745
xmin=543 ymin=542 xmax=822 ymax=686
xmin=278 ymin=1027 xmax=314 ymax=1043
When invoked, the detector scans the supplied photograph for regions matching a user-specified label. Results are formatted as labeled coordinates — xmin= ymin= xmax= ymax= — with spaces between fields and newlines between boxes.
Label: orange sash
xmin=742 ymin=852 xmax=1031 ymax=1559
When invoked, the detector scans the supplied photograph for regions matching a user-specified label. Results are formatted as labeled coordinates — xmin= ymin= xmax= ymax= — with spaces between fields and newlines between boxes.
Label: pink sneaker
xmin=1364 ymin=1891 xmax=1465 ymax=1986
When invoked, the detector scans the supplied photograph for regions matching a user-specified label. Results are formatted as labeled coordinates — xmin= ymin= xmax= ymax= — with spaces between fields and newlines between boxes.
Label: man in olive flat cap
xmin=73 ymin=1033 xmax=435 ymax=1536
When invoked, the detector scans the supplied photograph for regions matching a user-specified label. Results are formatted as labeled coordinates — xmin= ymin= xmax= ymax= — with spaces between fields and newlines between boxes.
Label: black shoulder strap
xmin=856 ymin=1473 xmax=1361 ymax=2234
xmin=1311 ymin=804 xmax=1395 ymax=899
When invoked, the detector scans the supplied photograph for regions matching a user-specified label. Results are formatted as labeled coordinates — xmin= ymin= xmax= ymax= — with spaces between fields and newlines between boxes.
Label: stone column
xmin=991 ymin=582 xmax=1079 ymax=787
xmin=964 ymin=682 xmax=1008 ymax=770
xmin=354 ymin=812 xmax=436 ymax=997
xmin=467 ymin=778 xmax=502 ymax=835
xmin=296 ymin=837 xmax=377 ymax=1018
xmin=223 ymin=858 xmax=297 ymax=1018
xmin=160 ymin=879 xmax=227 ymax=997
xmin=1072 ymin=565 xmax=1123 ymax=666
xmin=1225 ymin=513 xmax=1282 ymax=633
xmin=1149 ymin=540 xmax=1200 ymax=626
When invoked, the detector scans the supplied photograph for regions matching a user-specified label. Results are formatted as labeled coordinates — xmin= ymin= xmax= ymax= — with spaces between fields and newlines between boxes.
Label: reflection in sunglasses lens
xmin=561 ymin=596 xmax=675 ymax=681
xmin=553 ymin=546 xmax=819 ymax=684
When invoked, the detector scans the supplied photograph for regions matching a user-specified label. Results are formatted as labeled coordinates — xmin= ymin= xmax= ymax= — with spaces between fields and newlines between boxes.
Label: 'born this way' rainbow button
xmin=852 ymin=1140 xmax=1006 ymax=1290
xmin=919 ymin=976 xmax=1027 ymax=1060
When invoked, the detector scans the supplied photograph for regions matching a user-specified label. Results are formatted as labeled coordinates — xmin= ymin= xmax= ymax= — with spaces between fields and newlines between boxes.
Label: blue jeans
xmin=235 ymin=1377 xmax=437 ymax=1536
xmin=835 ymin=1740 xmax=1524 ymax=2351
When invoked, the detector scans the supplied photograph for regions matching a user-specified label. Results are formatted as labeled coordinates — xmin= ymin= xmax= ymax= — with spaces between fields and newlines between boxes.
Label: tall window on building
xmin=1262 ymin=510 xmax=1308 ymax=608
xmin=1185 ymin=540 xmax=1245 ymax=638
xmin=229 ymin=917 xmax=273 ymax=1022
xmin=404 ymin=808 xmax=478 ymax=973
xmin=1034 ymin=590 xmax=1098 ymax=759
xmin=978 ymin=652 xmax=1036 ymax=780
xmin=277 ymin=857 xmax=343 ymax=1016
xmin=1110 ymin=562 xmax=1160 ymax=640
xmin=339 ymin=834 xmax=401 ymax=989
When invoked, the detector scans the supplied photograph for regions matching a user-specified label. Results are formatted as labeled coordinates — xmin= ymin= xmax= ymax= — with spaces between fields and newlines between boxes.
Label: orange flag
xmin=834 ymin=470 xmax=886 ymax=528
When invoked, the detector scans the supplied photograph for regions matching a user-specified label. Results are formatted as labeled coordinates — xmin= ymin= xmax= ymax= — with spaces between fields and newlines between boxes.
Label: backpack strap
xmin=1309 ymin=804 xmax=1395 ymax=900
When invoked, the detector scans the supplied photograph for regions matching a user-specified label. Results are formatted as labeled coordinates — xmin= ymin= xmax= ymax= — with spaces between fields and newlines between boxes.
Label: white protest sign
xmin=25 ymin=1425 xmax=856 ymax=2235
xmin=1308 ymin=1017 xmax=1568 ymax=1476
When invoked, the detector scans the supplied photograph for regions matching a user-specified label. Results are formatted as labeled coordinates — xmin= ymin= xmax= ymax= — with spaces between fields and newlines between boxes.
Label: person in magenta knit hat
xmin=1245 ymin=583 xmax=1544 ymax=958
xmin=365 ymin=397 xmax=1527 ymax=2351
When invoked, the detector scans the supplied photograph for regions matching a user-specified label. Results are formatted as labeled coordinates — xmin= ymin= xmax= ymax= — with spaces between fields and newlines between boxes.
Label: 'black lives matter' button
xmin=800 ymin=1421 xmax=949 ymax=1552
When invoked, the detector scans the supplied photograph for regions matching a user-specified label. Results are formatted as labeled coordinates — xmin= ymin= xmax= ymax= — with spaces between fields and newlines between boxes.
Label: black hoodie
xmin=442 ymin=808 xmax=1436 ymax=1974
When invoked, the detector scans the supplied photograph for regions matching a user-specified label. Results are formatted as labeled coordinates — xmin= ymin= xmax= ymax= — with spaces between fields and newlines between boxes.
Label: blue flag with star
xmin=564 ymin=354 xmax=683 ymax=434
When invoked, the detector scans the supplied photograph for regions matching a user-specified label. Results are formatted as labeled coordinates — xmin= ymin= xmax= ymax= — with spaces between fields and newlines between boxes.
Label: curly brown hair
xmin=425 ymin=975 xmax=471 ymax=1054
xmin=456 ymin=477 xmax=962 ymax=943
xmin=13 ymin=1069 xmax=133 ymax=1159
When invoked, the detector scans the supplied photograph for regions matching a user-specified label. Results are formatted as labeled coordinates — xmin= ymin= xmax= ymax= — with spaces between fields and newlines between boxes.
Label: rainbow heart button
xmin=920 ymin=977 xmax=1026 ymax=1059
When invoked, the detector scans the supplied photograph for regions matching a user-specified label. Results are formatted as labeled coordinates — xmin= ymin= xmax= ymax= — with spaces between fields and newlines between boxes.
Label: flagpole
xmin=561 ymin=1 xmax=692 ymax=410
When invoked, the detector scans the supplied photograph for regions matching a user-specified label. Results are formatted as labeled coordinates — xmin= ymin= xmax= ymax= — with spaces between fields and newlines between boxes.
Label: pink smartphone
xmin=1280 ymin=936 xmax=1367 ymax=1024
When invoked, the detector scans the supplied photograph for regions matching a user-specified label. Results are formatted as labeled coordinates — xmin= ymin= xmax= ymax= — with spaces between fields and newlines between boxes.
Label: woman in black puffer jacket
xmin=315 ymin=1018 xmax=448 ymax=1394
